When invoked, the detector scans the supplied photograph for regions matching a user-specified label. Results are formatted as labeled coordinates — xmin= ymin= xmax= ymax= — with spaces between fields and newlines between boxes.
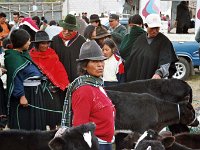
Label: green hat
xmin=59 ymin=14 xmax=78 ymax=30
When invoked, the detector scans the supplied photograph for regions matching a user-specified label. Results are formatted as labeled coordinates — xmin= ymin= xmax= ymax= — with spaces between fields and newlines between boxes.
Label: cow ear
xmin=49 ymin=137 xmax=65 ymax=150
xmin=161 ymin=136 xmax=175 ymax=148
xmin=83 ymin=131 xmax=92 ymax=148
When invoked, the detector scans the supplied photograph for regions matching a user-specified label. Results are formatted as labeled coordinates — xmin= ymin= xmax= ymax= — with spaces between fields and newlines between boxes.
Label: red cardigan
xmin=72 ymin=85 xmax=115 ymax=142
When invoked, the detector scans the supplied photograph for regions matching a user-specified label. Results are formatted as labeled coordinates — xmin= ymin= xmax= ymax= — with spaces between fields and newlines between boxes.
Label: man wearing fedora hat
xmin=50 ymin=14 xmax=86 ymax=83
xmin=59 ymin=40 xmax=115 ymax=150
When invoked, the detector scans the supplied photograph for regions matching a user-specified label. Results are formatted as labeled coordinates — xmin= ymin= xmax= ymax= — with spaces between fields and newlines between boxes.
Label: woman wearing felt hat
xmin=4 ymin=29 xmax=46 ymax=130
xmin=50 ymin=14 xmax=86 ymax=83
xmin=57 ymin=40 xmax=115 ymax=150
xmin=30 ymin=31 xmax=70 ymax=129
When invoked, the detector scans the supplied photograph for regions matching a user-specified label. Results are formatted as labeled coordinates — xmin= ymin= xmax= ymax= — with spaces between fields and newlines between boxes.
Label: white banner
xmin=195 ymin=0 xmax=200 ymax=34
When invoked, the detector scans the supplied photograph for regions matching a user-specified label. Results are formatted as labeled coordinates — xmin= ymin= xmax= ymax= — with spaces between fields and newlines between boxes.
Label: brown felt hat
xmin=93 ymin=26 xmax=111 ymax=39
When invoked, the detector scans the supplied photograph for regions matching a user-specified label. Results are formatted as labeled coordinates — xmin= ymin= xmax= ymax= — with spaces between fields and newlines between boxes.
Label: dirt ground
xmin=187 ymin=74 xmax=200 ymax=101
xmin=186 ymin=74 xmax=200 ymax=133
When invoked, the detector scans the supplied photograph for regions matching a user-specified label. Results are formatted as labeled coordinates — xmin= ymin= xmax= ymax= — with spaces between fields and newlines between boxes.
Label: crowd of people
xmin=0 ymin=7 xmax=179 ymax=149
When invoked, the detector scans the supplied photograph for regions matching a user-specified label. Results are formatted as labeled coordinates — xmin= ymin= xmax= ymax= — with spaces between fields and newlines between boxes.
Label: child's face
xmin=102 ymin=44 xmax=113 ymax=58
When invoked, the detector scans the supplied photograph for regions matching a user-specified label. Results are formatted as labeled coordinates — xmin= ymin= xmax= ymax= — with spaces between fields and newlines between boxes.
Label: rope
xmin=28 ymin=104 xmax=62 ymax=113
xmin=177 ymin=104 xmax=180 ymax=122
xmin=17 ymin=104 xmax=21 ymax=129
xmin=16 ymin=103 xmax=62 ymax=129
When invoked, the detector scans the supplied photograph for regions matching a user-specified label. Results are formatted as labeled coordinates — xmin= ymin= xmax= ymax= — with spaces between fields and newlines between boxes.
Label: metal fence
xmin=0 ymin=2 xmax=63 ymax=22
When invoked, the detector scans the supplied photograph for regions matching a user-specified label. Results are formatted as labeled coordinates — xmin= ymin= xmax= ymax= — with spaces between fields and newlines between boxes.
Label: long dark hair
xmin=102 ymin=38 xmax=117 ymax=53
xmin=77 ymin=60 xmax=90 ymax=76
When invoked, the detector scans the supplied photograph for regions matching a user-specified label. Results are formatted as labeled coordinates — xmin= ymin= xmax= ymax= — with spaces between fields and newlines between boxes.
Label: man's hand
xmin=152 ymin=74 xmax=161 ymax=79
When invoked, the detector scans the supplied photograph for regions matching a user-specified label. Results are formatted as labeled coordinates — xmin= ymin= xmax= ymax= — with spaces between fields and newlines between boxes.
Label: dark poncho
xmin=125 ymin=32 xmax=178 ymax=82
xmin=51 ymin=34 xmax=86 ymax=82
xmin=4 ymin=50 xmax=33 ymax=102
xmin=120 ymin=25 xmax=146 ymax=61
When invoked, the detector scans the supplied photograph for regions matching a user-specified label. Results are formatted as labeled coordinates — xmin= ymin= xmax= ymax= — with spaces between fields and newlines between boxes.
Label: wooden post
xmin=51 ymin=3 xmax=54 ymax=19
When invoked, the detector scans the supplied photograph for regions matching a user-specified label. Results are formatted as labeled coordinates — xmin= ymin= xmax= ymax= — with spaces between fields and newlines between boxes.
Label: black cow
xmin=115 ymin=131 xmax=141 ymax=150
xmin=0 ymin=123 xmax=98 ymax=150
xmin=105 ymin=79 xmax=192 ymax=103
xmin=105 ymin=79 xmax=198 ymax=134
xmin=135 ymin=140 xmax=165 ymax=150
xmin=0 ymin=129 xmax=56 ymax=150
xmin=49 ymin=122 xmax=99 ymax=150
xmin=106 ymin=90 xmax=195 ymax=133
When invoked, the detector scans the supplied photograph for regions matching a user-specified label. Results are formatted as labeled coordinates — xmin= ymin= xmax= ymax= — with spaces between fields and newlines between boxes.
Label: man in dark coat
xmin=175 ymin=1 xmax=191 ymax=34
xmin=125 ymin=14 xmax=178 ymax=82
xmin=51 ymin=14 xmax=86 ymax=82
xmin=120 ymin=14 xmax=145 ymax=61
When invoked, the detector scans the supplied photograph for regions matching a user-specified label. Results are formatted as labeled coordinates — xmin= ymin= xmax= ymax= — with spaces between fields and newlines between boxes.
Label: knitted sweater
xmin=72 ymin=85 xmax=115 ymax=143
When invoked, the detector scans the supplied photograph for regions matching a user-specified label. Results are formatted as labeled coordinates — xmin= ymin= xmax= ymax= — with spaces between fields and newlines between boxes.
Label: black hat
xmin=109 ymin=14 xmax=119 ymax=20
xmin=59 ymin=14 xmax=78 ymax=30
xmin=90 ymin=14 xmax=100 ymax=23
xmin=77 ymin=40 xmax=107 ymax=61
xmin=32 ymin=31 xmax=52 ymax=43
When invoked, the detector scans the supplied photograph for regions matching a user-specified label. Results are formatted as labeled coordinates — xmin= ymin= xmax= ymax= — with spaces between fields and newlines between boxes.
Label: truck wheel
xmin=173 ymin=57 xmax=190 ymax=80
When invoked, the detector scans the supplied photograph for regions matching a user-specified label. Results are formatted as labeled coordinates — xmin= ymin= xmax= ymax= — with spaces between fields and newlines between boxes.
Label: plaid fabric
xmin=61 ymin=75 xmax=103 ymax=127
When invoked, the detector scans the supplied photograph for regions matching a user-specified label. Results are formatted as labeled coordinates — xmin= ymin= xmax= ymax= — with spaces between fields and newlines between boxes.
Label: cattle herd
xmin=0 ymin=78 xmax=200 ymax=150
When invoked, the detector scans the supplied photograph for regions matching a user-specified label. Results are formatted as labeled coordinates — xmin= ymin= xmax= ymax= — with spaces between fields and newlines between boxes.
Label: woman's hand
xmin=54 ymin=127 xmax=68 ymax=137
xmin=20 ymin=96 xmax=28 ymax=107
xmin=1 ymin=68 xmax=7 ymax=74
xmin=0 ymin=67 xmax=6 ymax=76
xmin=152 ymin=74 xmax=161 ymax=79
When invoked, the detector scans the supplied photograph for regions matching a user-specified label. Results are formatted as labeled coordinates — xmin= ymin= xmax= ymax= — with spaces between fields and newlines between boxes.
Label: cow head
xmin=135 ymin=140 xmax=165 ymax=150
xmin=49 ymin=123 xmax=99 ymax=150
xmin=179 ymin=102 xmax=196 ymax=126
xmin=134 ymin=129 xmax=172 ymax=150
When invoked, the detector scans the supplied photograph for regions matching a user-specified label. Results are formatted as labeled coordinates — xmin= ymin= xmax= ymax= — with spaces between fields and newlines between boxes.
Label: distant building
xmin=62 ymin=0 xmax=125 ymax=18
